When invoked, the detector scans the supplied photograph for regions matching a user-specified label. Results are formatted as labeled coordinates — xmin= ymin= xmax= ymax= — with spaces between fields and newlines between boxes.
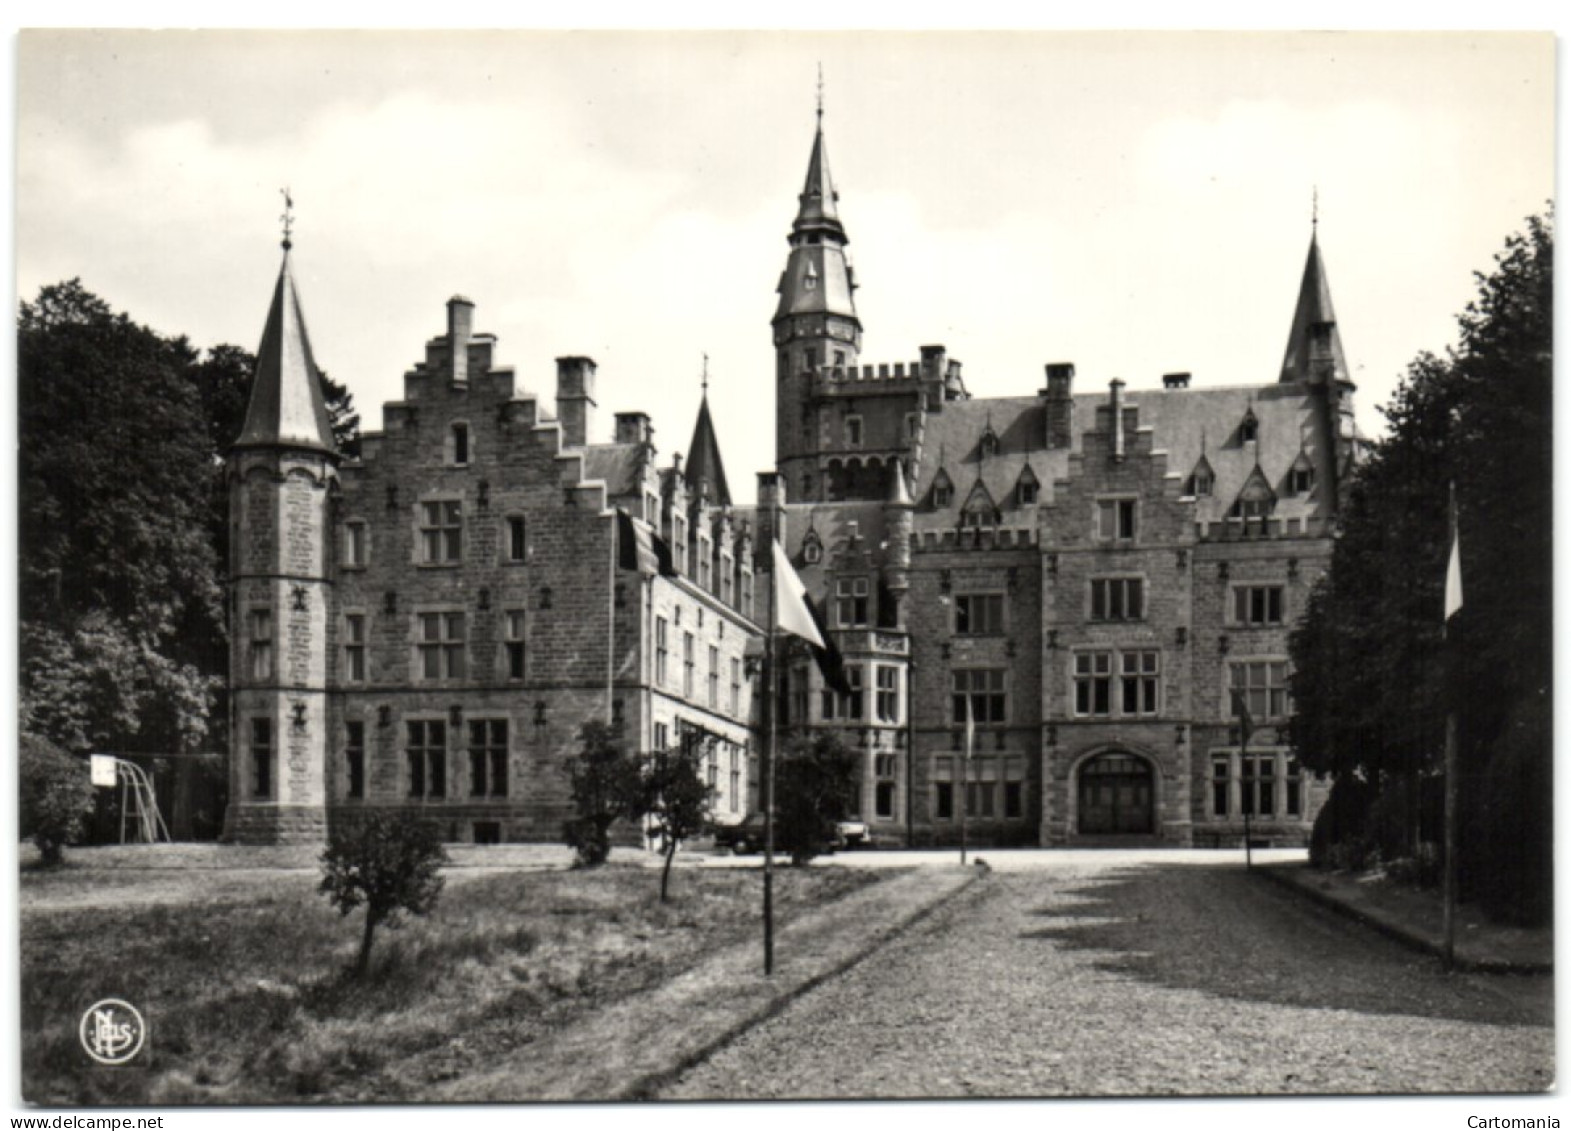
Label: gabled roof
xmin=683 ymin=394 xmax=731 ymax=507
xmin=582 ymin=442 xmax=647 ymax=497
xmin=235 ymin=251 xmax=334 ymax=452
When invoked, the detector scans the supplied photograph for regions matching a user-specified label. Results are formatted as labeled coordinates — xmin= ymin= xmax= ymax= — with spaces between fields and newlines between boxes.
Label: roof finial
xmin=1312 ymin=186 xmax=1319 ymax=233
xmin=701 ymin=352 xmax=709 ymax=395
xmin=280 ymin=187 xmax=295 ymax=252
xmin=816 ymin=63 xmax=824 ymax=123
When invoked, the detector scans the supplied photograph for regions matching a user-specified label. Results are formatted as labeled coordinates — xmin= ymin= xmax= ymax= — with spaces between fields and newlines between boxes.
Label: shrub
xmin=774 ymin=730 xmax=857 ymax=866
xmin=319 ymin=812 xmax=449 ymax=976
xmin=1308 ymin=775 xmax=1373 ymax=871
xmin=20 ymin=733 xmax=95 ymax=866
xmin=562 ymin=721 xmax=642 ymax=867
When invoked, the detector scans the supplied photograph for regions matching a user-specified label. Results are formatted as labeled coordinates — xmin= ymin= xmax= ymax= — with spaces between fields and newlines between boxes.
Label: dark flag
xmin=803 ymin=592 xmax=852 ymax=697
xmin=1231 ymin=687 xmax=1255 ymax=748
xmin=616 ymin=509 xmax=677 ymax=577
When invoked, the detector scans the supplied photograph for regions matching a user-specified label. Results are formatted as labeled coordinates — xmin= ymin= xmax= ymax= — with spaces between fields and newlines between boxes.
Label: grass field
xmin=19 ymin=852 xmax=880 ymax=1105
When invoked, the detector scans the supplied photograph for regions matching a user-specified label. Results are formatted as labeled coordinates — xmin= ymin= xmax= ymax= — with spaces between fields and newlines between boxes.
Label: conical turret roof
xmin=1278 ymin=230 xmax=1351 ymax=386
xmin=235 ymin=251 xmax=334 ymax=452
xmin=683 ymin=393 xmax=731 ymax=508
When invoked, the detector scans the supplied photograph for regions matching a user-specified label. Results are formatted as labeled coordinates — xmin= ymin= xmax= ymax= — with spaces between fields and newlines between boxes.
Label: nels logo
xmin=79 ymin=999 xmax=146 ymax=1066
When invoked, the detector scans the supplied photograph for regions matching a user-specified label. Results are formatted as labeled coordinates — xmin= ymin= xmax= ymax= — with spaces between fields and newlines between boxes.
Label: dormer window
xmin=931 ymin=469 xmax=954 ymax=508
xmin=1187 ymin=455 xmax=1215 ymax=499
xmin=1229 ymin=466 xmax=1276 ymax=520
xmin=979 ymin=427 xmax=999 ymax=459
xmin=1238 ymin=409 xmax=1259 ymax=445
xmin=1015 ymin=466 xmax=1040 ymax=507
xmin=802 ymin=530 xmax=823 ymax=565
xmin=1287 ymin=452 xmax=1316 ymax=496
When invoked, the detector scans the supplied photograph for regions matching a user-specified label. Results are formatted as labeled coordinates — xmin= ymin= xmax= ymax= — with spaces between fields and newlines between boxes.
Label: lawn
xmin=19 ymin=853 xmax=880 ymax=1105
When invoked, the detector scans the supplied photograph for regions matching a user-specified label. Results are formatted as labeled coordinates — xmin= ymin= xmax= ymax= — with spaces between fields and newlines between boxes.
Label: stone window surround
xmin=1070 ymin=646 xmax=1162 ymax=719
xmin=415 ymin=494 xmax=464 ymax=566
xmin=1208 ymin=746 xmax=1303 ymax=820
xmin=342 ymin=518 xmax=370 ymax=569
xmin=1087 ymin=573 xmax=1147 ymax=622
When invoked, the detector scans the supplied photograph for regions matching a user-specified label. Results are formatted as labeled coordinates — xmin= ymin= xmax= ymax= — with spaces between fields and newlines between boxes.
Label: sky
xmin=14 ymin=30 xmax=1555 ymax=504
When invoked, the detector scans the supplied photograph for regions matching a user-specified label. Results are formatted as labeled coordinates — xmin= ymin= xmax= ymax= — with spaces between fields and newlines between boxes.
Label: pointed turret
xmin=684 ymin=392 xmax=732 ymax=509
xmin=794 ymin=117 xmax=844 ymax=238
xmin=773 ymin=111 xmax=860 ymax=325
xmin=1278 ymin=229 xmax=1351 ymax=387
xmin=236 ymin=250 xmax=335 ymax=452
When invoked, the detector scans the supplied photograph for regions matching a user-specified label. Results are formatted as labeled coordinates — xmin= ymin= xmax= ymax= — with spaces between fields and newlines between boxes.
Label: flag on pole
xmin=1444 ymin=482 xmax=1463 ymax=622
xmin=772 ymin=539 xmax=826 ymax=648
xmin=1231 ymin=687 xmax=1254 ymax=749
xmin=964 ymin=688 xmax=975 ymax=763
xmin=616 ymin=509 xmax=677 ymax=577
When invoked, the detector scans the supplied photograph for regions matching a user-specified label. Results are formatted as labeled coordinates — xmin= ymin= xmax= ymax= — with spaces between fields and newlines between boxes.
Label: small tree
xmin=562 ymin=720 xmax=641 ymax=867
xmin=639 ymin=737 xmax=715 ymax=901
xmin=319 ymin=812 xmax=448 ymax=977
xmin=20 ymin=733 xmax=96 ymax=866
xmin=774 ymin=730 xmax=858 ymax=866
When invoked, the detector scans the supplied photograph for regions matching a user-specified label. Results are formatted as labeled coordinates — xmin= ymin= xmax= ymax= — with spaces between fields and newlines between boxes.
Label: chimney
xmin=448 ymin=296 xmax=474 ymax=387
xmin=614 ymin=411 xmax=653 ymax=446
xmin=755 ymin=471 xmax=787 ymax=568
xmin=1109 ymin=378 xmax=1126 ymax=462
xmin=1162 ymin=372 xmax=1191 ymax=390
xmin=1041 ymin=362 xmax=1075 ymax=449
xmin=944 ymin=358 xmax=966 ymax=401
xmin=554 ymin=356 xmax=598 ymax=448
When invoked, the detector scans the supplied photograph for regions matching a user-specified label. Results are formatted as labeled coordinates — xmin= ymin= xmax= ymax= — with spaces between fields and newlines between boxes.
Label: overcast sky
xmin=16 ymin=29 xmax=1554 ymax=503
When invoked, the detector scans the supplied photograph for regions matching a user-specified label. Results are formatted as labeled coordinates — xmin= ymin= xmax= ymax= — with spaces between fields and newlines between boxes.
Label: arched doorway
xmin=1077 ymin=752 xmax=1154 ymax=835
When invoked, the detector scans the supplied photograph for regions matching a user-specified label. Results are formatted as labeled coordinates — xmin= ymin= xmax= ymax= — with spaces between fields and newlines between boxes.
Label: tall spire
xmin=684 ymin=369 xmax=732 ymax=508
xmin=235 ymin=212 xmax=334 ymax=452
xmin=1278 ymin=219 xmax=1350 ymax=387
xmin=774 ymin=86 xmax=858 ymax=324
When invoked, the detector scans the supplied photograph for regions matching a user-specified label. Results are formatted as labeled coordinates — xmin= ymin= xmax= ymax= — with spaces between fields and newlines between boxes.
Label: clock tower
xmin=773 ymin=106 xmax=862 ymax=500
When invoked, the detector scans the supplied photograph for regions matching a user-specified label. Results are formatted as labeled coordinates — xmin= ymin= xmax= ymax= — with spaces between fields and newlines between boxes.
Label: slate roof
xmin=581 ymin=442 xmax=646 ymax=497
xmin=235 ymin=251 xmax=335 ymax=452
xmin=683 ymin=394 xmax=732 ymax=507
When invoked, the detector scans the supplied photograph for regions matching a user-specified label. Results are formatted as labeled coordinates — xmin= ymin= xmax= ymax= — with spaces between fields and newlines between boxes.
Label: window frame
xmin=1231 ymin=584 xmax=1286 ymax=626
xmin=836 ymin=577 xmax=870 ymax=628
xmin=954 ymin=592 xmax=1005 ymax=636
xmin=419 ymin=498 xmax=464 ymax=565
xmin=406 ymin=718 xmax=448 ymax=800
xmin=504 ymin=609 xmax=526 ymax=681
xmin=415 ymin=609 xmax=466 ymax=682
xmin=467 ymin=718 xmax=509 ymax=799
xmin=343 ymin=520 xmax=369 ymax=569
xmin=951 ymin=668 xmax=1006 ymax=725
xmin=249 ymin=608 xmax=274 ymax=681
xmin=251 ymin=717 xmax=273 ymax=799
xmin=343 ymin=612 xmax=368 ymax=683
xmin=1090 ymin=576 xmax=1146 ymax=622
xmin=1095 ymin=497 xmax=1138 ymax=542
xmin=345 ymin=719 xmax=366 ymax=800
xmin=1227 ymin=658 xmax=1292 ymax=722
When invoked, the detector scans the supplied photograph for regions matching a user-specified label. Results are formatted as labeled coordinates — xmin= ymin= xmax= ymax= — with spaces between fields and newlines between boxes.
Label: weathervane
xmin=1312 ymin=186 xmax=1319 ymax=232
xmin=701 ymin=352 xmax=710 ymax=394
xmin=280 ymin=188 xmax=295 ymax=251
xmin=816 ymin=63 xmax=824 ymax=122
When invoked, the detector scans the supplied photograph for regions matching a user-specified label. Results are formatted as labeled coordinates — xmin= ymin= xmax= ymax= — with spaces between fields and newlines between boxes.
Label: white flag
xmin=1445 ymin=487 xmax=1463 ymax=622
xmin=964 ymin=690 xmax=975 ymax=762
xmin=772 ymin=540 xmax=826 ymax=649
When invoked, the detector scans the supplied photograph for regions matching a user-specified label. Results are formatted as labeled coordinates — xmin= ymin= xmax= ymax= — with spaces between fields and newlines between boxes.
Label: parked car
xmin=714 ymin=814 xmax=866 ymax=855
xmin=836 ymin=819 xmax=874 ymax=850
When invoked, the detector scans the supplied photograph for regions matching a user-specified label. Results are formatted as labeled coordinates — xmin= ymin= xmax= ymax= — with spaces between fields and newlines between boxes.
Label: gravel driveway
xmin=663 ymin=859 xmax=1553 ymax=1098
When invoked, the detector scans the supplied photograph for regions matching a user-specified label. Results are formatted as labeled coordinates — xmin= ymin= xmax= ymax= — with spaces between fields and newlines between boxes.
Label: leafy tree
xmin=20 ymin=734 xmax=97 ymax=866
xmin=562 ymin=721 xmax=642 ymax=867
xmin=1290 ymin=209 xmax=1552 ymax=922
xmin=638 ymin=737 xmax=714 ymax=901
xmin=319 ymin=812 xmax=449 ymax=977
xmin=773 ymin=730 xmax=857 ymax=866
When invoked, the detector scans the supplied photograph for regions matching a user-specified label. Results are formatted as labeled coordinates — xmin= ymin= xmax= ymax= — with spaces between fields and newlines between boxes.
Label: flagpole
xmin=961 ymin=693 xmax=971 ymax=867
xmin=763 ymin=539 xmax=778 ymax=976
xmin=1442 ymin=480 xmax=1460 ymax=971
xmin=607 ymin=510 xmax=617 ymax=726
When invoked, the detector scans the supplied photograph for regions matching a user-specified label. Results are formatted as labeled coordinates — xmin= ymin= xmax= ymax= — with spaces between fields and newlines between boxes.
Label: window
xmin=698 ymin=535 xmax=712 ymax=592
xmin=802 ymin=533 xmax=823 ymax=565
xmin=822 ymin=666 xmax=865 ymax=721
xmin=1018 ymin=480 xmax=1039 ymax=505
xmin=1120 ymin=650 xmax=1160 ymax=715
xmin=1231 ymin=495 xmax=1274 ymax=519
xmin=1290 ymin=465 xmax=1315 ymax=495
xmin=1096 ymin=498 xmax=1137 ymax=541
xmin=451 ymin=423 xmax=470 ymax=466
xmin=655 ymin=617 xmax=669 ymax=686
xmin=730 ymin=657 xmax=742 ymax=715
xmin=1091 ymin=577 xmax=1144 ymax=621
xmin=729 ymin=747 xmax=740 ymax=812
xmin=740 ymin=568 xmax=754 ymax=619
xmin=708 ymin=645 xmax=720 ymax=708
xmin=1233 ymin=585 xmax=1285 ymax=626
xmin=468 ymin=719 xmax=508 ymax=798
xmin=1212 ymin=756 xmax=1230 ymax=817
xmin=934 ymin=758 xmax=955 ymax=821
xmin=933 ymin=480 xmax=954 ymax=507
xmin=505 ymin=610 xmax=526 ymax=680
xmin=1286 ymin=758 xmax=1303 ymax=817
xmin=790 ymin=666 xmax=810 ymax=725
xmin=506 ymin=516 xmax=527 ymax=563
xmin=722 ymin=553 xmax=735 ymax=606
xmin=875 ymin=753 xmax=896 ymax=819
xmin=1191 ymin=470 xmax=1214 ymax=497
xmin=406 ymin=719 xmax=446 ymax=799
xmin=1074 ymin=652 xmax=1113 ymax=717
xmin=1239 ymin=413 xmax=1259 ymax=444
xmin=654 ymin=722 xmax=669 ymax=753
xmin=420 ymin=500 xmax=463 ymax=563
xmin=345 ymin=720 xmax=365 ymax=800
xmin=706 ymin=746 xmax=719 ymax=791
xmin=673 ymin=516 xmax=687 ymax=575
xmin=344 ymin=614 xmax=367 ymax=682
xmin=845 ymin=415 xmax=863 ymax=448
xmin=417 ymin=612 xmax=465 ymax=680
xmin=952 ymin=669 xmax=1006 ymax=725
xmin=344 ymin=521 xmax=368 ymax=567
xmin=683 ymin=633 xmax=695 ymax=698
xmin=1245 ymin=755 xmax=1276 ymax=817
xmin=905 ymin=413 xmax=920 ymax=442
xmin=1004 ymin=759 xmax=1024 ymax=819
xmin=875 ymin=665 xmax=900 ymax=723
xmin=251 ymin=718 xmax=273 ymax=798
xmin=249 ymin=609 xmax=273 ymax=681
xmin=837 ymin=578 xmax=870 ymax=627
xmin=1229 ymin=659 xmax=1291 ymax=721
xmin=955 ymin=593 xmax=1004 ymax=635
